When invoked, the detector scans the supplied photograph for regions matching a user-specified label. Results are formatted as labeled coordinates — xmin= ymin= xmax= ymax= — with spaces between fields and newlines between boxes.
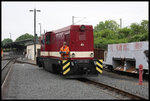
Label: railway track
xmin=1 ymin=57 xmax=17 ymax=99
xmin=15 ymin=59 xmax=37 ymax=66
xmin=103 ymin=68 xmax=149 ymax=81
xmin=77 ymin=78 xmax=148 ymax=100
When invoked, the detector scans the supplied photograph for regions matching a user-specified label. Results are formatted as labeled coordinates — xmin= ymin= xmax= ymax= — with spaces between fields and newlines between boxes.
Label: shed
xmin=26 ymin=44 xmax=41 ymax=60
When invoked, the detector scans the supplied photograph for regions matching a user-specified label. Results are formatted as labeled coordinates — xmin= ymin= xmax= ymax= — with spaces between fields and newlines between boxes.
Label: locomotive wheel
xmin=52 ymin=64 xmax=58 ymax=74
xmin=42 ymin=61 xmax=46 ymax=70
xmin=56 ymin=64 xmax=62 ymax=74
xmin=38 ymin=61 xmax=42 ymax=67
xmin=36 ymin=57 xmax=43 ymax=67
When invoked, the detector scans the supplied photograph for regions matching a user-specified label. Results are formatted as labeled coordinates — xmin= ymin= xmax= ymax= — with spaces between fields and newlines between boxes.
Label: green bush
xmin=94 ymin=20 xmax=148 ymax=50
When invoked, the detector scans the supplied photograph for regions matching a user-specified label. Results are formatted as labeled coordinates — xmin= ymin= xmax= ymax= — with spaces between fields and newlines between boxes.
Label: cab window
xmin=40 ymin=35 xmax=45 ymax=44
xmin=46 ymin=33 xmax=51 ymax=44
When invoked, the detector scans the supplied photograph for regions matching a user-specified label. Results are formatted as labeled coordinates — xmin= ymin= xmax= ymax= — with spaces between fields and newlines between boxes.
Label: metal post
xmin=29 ymin=8 xmax=40 ymax=60
xmin=39 ymin=23 xmax=41 ymax=36
xmin=72 ymin=16 xmax=74 ymax=25
xmin=139 ymin=64 xmax=143 ymax=85
xmin=44 ymin=29 xmax=45 ymax=34
xmin=120 ymin=18 xmax=122 ymax=28
xmin=34 ymin=9 xmax=36 ymax=61
xmin=9 ymin=33 xmax=11 ymax=39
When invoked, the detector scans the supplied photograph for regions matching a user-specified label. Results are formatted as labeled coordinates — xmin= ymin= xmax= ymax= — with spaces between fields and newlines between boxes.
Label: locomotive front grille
xmin=75 ymin=60 xmax=89 ymax=64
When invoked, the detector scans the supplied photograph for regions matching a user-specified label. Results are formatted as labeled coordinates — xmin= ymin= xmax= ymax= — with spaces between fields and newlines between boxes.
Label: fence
xmin=94 ymin=48 xmax=104 ymax=60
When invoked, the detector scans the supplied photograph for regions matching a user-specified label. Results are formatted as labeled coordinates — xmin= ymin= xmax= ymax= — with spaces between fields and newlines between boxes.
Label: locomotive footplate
xmin=64 ymin=74 xmax=98 ymax=78
xmin=61 ymin=59 xmax=101 ymax=77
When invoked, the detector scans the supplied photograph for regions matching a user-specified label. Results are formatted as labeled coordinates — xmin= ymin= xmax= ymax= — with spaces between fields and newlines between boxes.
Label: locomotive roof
xmin=46 ymin=25 xmax=92 ymax=34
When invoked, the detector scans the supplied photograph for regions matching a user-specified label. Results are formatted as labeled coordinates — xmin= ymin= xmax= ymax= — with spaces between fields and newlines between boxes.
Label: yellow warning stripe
xmin=96 ymin=61 xmax=103 ymax=69
xmin=63 ymin=68 xmax=70 ymax=75
xmin=99 ymin=59 xmax=103 ymax=63
xmin=63 ymin=62 xmax=70 ymax=70
xmin=63 ymin=60 xmax=67 ymax=64
xmin=96 ymin=67 xmax=102 ymax=73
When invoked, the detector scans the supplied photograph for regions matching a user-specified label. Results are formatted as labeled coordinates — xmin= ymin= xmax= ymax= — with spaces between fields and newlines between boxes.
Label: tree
xmin=15 ymin=33 xmax=34 ymax=42
xmin=93 ymin=19 xmax=148 ymax=50
xmin=129 ymin=33 xmax=148 ymax=42
xmin=117 ymin=27 xmax=132 ymax=39
xmin=2 ymin=38 xmax=13 ymax=46
xmin=99 ymin=29 xmax=118 ymax=39
xmin=94 ymin=20 xmax=119 ymax=32
xmin=129 ymin=20 xmax=149 ymax=41
xmin=130 ymin=23 xmax=142 ymax=35
xmin=140 ymin=20 xmax=148 ymax=33
xmin=93 ymin=20 xmax=120 ymax=49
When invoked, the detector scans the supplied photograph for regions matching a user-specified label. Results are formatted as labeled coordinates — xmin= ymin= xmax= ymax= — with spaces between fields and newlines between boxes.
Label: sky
xmin=1 ymin=1 xmax=148 ymax=41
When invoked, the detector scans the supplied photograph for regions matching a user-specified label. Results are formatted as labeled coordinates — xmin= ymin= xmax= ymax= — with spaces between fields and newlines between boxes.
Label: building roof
xmin=2 ymin=39 xmax=39 ymax=49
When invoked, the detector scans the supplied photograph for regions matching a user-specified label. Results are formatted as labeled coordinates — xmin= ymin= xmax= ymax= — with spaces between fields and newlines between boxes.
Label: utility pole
xmin=44 ymin=29 xmax=45 ymax=34
xmin=72 ymin=16 xmax=86 ymax=25
xmin=120 ymin=18 xmax=122 ymax=28
xmin=9 ymin=33 xmax=11 ymax=39
xmin=72 ymin=16 xmax=74 ymax=25
xmin=29 ymin=8 xmax=41 ymax=60
xmin=9 ymin=33 xmax=12 ymax=53
xmin=38 ymin=23 xmax=41 ymax=36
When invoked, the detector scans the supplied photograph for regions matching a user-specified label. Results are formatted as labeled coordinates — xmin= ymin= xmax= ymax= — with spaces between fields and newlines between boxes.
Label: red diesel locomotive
xmin=36 ymin=25 xmax=103 ymax=77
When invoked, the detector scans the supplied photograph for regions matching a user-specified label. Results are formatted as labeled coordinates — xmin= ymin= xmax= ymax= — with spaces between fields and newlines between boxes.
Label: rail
xmin=1 ymin=59 xmax=12 ymax=71
xmin=1 ymin=57 xmax=17 ymax=99
xmin=77 ymin=78 xmax=147 ymax=100
xmin=103 ymin=67 xmax=149 ymax=81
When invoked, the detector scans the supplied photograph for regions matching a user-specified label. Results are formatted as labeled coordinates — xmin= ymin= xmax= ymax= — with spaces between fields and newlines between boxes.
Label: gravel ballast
xmin=1 ymin=60 xmax=9 ymax=68
xmin=5 ymin=63 xmax=118 ymax=99
xmin=88 ymin=70 xmax=149 ymax=99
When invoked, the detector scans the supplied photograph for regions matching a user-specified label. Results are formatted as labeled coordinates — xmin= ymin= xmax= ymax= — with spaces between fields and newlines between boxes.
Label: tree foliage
xmin=94 ymin=20 xmax=119 ymax=32
xmin=15 ymin=33 xmax=34 ymax=42
xmin=2 ymin=38 xmax=13 ymax=46
xmin=94 ymin=20 xmax=149 ymax=50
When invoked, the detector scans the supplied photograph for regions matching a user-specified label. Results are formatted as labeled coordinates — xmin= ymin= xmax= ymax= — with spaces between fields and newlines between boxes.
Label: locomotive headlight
xmin=90 ymin=53 xmax=94 ymax=57
xmin=80 ymin=25 xmax=85 ymax=31
xmin=58 ymin=61 xmax=61 ymax=64
xmin=71 ymin=61 xmax=74 ymax=66
xmin=72 ymin=53 xmax=75 ymax=57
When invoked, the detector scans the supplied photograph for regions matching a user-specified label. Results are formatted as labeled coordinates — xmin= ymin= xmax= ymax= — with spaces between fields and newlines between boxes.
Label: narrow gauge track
xmin=1 ymin=57 xmax=17 ymax=99
xmin=103 ymin=68 xmax=149 ymax=81
xmin=2 ymin=57 xmax=12 ymax=61
xmin=15 ymin=60 xmax=37 ymax=66
xmin=77 ymin=78 xmax=147 ymax=100
xmin=1 ymin=60 xmax=12 ymax=71
xmin=1 ymin=58 xmax=17 ymax=85
xmin=1 ymin=58 xmax=36 ymax=87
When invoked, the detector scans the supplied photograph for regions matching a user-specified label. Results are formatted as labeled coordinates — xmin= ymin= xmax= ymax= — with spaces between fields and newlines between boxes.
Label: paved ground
xmin=5 ymin=63 xmax=117 ymax=99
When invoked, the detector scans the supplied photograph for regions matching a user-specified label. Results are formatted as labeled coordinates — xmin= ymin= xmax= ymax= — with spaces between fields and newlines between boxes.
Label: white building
xmin=26 ymin=44 xmax=40 ymax=60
